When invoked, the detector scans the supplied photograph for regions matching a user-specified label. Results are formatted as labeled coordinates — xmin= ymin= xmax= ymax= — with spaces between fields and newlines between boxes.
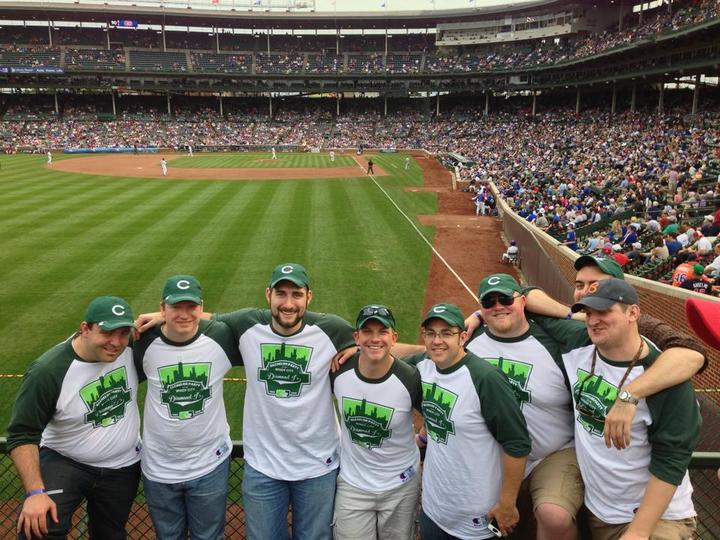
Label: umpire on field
xmin=7 ymin=297 xmax=141 ymax=539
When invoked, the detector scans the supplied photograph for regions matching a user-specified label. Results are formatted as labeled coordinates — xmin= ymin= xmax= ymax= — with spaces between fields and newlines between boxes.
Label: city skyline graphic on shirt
xmin=342 ymin=397 xmax=394 ymax=449
xmin=421 ymin=381 xmax=458 ymax=445
xmin=258 ymin=343 xmax=312 ymax=398
xmin=158 ymin=361 xmax=212 ymax=420
xmin=484 ymin=356 xmax=532 ymax=407
xmin=79 ymin=366 xmax=132 ymax=428
xmin=573 ymin=368 xmax=618 ymax=437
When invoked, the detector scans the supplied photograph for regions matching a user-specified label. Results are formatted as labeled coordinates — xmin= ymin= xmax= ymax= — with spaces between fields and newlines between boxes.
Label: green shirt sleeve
xmin=6 ymin=340 xmax=74 ymax=452
xmin=400 ymin=351 xmax=428 ymax=367
xmin=468 ymin=355 xmax=531 ymax=458
xmin=392 ymin=359 xmax=423 ymax=411
xmin=531 ymin=314 xmax=590 ymax=353
xmin=202 ymin=319 xmax=243 ymax=366
xmin=310 ymin=312 xmax=356 ymax=352
xmin=646 ymin=379 xmax=702 ymax=486
xmin=214 ymin=308 xmax=265 ymax=344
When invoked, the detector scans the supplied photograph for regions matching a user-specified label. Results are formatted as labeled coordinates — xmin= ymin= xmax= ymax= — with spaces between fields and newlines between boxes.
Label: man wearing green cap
xmin=7 ymin=296 xmax=141 ymax=540
xmin=133 ymin=275 xmax=241 ymax=540
xmin=564 ymin=278 xmax=699 ymax=540
xmin=331 ymin=305 xmax=422 ymax=539
xmin=136 ymin=263 xmax=356 ymax=539
xmin=466 ymin=274 xmax=580 ymax=540
xmin=465 ymin=256 xmax=706 ymax=450
xmin=406 ymin=303 xmax=531 ymax=539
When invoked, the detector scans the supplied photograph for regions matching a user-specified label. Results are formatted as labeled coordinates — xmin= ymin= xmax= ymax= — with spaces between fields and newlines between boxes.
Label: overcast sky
xmin=313 ymin=0 xmax=530 ymax=11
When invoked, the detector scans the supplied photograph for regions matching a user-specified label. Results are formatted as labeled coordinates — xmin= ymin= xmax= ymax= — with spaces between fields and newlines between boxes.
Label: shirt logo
xmin=258 ymin=343 xmax=312 ymax=398
xmin=484 ymin=357 xmax=532 ymax=407
xmin=573 ymin=368 xmax=618 ymax=437
xmin=157 ymin=362 xmax=212 ymax=420
xmin=79 ymin=367 xmax=132 ymax=428
xmin=342 ymin=397 xmax=394 ymax=450
xmin=421 ymin=382 xmax=458 ymax=445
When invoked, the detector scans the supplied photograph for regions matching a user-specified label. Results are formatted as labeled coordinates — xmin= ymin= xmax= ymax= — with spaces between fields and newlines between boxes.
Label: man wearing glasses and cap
xmin=465 ymin=274 xmax=579 ymax=540
xmin=7 ymin=296 xmax=141 ymax=540
xmin=406 ymin=303 xmax=531 ymax=539
xmin=564 ymin=278 xmax=699 ymax=540
xmin=331 ymin=305 xmax=422 ymax=539
xmin=133 ymin=275 xmax=241 ymax=540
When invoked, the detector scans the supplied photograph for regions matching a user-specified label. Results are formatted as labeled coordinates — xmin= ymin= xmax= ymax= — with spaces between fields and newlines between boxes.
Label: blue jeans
xmin=143 ymin=457 xmax=230 ymax=540
xmin=419 ymin=510 xmax=461 ymax=540
xmin=242 ymin=463 xmax=338 ymax=540
xmin=18 ymin=447 xmax=140 ymax=540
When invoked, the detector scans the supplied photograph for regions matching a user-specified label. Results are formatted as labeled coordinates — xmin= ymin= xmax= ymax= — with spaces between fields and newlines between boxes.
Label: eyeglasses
xmin=480 ymin=295 xmax=517 ymax=309
xmin=360 ymin=306 xmax=393 ymax=318
xmin=422 ymin=330 xmax=461 ymax=341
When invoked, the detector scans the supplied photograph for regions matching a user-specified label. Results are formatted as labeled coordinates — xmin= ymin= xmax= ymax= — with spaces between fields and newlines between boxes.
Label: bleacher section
xmin=129 ymin=50 xmax=188 ymax=72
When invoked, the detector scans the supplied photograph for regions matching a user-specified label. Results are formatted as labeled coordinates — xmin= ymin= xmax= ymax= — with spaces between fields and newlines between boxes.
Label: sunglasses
xmin=573 ymin=384 xmax=606 ymax=424
xmin=480 ymin=295 xmax=516 ymax=309
xmin=360 ymin=306 xmax=393 ymax=318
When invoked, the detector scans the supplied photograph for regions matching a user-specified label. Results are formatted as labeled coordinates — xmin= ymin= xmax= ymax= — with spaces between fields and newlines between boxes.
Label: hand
xmin=330 ymin=346 xmax=356 ymax=373
xmin=134 ymin=312 xmax=164 ymax=334
xmin=486 ymin=501 xmax=519 ymax=537
xmin=464 ymin=312 xmax=482 ymax=334
xmin=604 ymin=399 xmax=637 ymax=449
xmin=18 ymin=493 xmax=57 ymax=539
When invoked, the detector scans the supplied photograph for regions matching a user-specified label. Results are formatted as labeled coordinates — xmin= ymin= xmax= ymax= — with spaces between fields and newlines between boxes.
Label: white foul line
xmin=357 ymin=160 xmax=479 ymax=304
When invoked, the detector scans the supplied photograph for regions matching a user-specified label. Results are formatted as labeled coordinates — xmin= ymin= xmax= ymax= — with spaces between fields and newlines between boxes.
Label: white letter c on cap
xmin=281 ymin=265 xmax=294 ymax=274
xmin=432 ymin=306 xmax=446 ymax=314
xmin=488 ymin=276 xmax=501 ymax=285
xmin=176 ymin=280 xmax=190 ymax=290
xmin=112 ymin=305 xmax=126 ymax=316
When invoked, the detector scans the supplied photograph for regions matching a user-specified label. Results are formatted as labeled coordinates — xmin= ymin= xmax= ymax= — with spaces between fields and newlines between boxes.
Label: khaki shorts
xmin=508 ymin=448 xmax=584 ymax=539
xmin=527 ymin=447 xmax=584 ymax=518
xmin=588 ymin=512 xmax=697 ymax=540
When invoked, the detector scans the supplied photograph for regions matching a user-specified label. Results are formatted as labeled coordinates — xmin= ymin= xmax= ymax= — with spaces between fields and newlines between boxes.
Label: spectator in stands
xmin=563 ymin=223 xmax=577 ymax=251
xmin=583 ymin=231 xmax=602 ymax=253
xmin=680 ymin=264 xmax=712 ymax=295
xmin=612 ymin=244 xmax=630 ymax=268
xmin=707 ymin=244 xmax=720 ymax=272
xmin=642 ymin=236 xmax=670 ymax=264
xmin=671 ymin=259 xmax=700 ymax=287
xmin=665 ymin=233 xmax=683 ymax=257
xmin=700 ymin=215 xmax=719 ymax=237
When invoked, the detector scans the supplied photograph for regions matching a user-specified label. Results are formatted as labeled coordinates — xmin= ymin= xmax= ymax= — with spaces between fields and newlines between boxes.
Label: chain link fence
xmin=1 ymin=380 xmax=718 ymax=539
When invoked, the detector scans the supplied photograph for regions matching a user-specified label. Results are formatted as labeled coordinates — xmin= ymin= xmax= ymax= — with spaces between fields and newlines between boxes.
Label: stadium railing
xmin=1 ymin=437 xmax=718 ymax=539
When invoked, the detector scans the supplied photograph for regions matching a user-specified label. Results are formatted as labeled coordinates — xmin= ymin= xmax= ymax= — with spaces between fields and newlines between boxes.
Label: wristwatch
xmin=617 ymin=390 xmax=639 ymax=405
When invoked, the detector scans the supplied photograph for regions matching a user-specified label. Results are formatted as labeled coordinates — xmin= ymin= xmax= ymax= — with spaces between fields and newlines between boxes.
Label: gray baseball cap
xmin=571 ymin=278 xmax=638 ymax=313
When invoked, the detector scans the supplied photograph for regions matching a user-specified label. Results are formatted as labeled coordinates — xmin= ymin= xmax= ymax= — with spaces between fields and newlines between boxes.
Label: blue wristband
xmin=565 ymin=311 xmax=573 ymax=320
xmin=24 ymin=488 xmax=46 ymax=499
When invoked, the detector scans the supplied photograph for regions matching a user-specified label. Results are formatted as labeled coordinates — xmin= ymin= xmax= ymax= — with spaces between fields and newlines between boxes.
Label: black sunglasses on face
xmin=480 ymin=295 xmax=516 ymax=309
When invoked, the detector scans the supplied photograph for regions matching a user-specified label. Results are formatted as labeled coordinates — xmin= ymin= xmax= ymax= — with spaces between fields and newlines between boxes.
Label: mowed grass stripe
xmin=172 ymin=152 xmax=355 ymax=169
xmin=0 ymin=179 xmax=200 ymax=293
xmin=0 ymin=180 xmax=221 ymax=358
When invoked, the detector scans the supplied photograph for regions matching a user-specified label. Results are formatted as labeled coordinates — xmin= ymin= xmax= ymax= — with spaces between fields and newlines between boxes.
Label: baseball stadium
xmin=0 ymin=0 xmax=719 ymax=537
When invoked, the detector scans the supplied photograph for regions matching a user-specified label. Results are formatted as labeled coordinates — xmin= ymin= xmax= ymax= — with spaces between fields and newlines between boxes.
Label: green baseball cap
xmin=162 ymin=275 xmax=202 ymax=305
xmin=269 ymin=263 xmax=310 ymax=289
xmin=421 ymin=303 xmax=465 ymax=329
xmin=356 ymin=304 xmax=396 ymax=329
xmin=574 ymin=255 xmax=625 ymax=280
xmin=478 ymin=273 xmax=522 ymax=300
xmin=84 ymin=296 xmax=134 ymax=330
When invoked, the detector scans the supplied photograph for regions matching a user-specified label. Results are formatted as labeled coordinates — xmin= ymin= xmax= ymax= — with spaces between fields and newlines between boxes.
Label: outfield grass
xmin=171 ymin=152 xmax=357 ymax=169
xmin=0 ymin=152 xmax=435 ymax=436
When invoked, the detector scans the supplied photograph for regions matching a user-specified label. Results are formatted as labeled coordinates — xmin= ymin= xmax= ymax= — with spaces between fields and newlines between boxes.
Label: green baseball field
xmin=0 ymin=151 xmax=436 ymax=436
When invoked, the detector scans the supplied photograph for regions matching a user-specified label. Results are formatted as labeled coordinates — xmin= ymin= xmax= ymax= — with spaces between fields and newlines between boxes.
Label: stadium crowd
xmin=0 ymin=0 xmax=717 ymax=75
